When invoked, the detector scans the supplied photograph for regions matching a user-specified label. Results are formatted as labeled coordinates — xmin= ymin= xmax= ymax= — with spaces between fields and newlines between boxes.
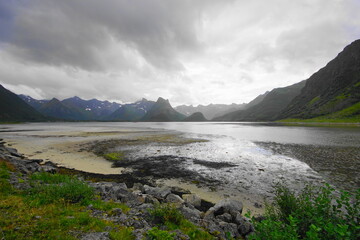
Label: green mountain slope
xmin=141 ymin=97 xmax=185 ymax=121
xmin=215 ymin=81 xmax=306 ymax=121
xmin=0 ymin=85 xmax=46 ymax=122
xmin=279 ymin=39 xmax=360 ymax=120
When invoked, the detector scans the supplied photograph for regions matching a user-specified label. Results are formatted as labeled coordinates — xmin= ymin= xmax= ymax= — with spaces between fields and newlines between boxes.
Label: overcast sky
xmin=1 ymin=0 xmax=359 ymax=106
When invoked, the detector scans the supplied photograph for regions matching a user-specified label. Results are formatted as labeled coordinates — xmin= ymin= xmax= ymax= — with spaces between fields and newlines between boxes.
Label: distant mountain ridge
xmin=38 ymin=98 xmax=88 ymax=120
xmin=19 ymin=95 xmax=122 ymax=121
xmin=107 ymin=98 xmax=155 ymax=121
xmin=175 ymin=103 xmax=246 ymax=120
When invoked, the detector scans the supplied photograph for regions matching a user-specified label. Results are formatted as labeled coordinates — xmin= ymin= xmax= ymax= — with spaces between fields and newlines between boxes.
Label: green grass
xmin=335 ymin=93 xmax=350 ymax=101
xmin=104 ymin=152 xmax=125 ymax=161
xmin=248 ymin=184 xmax=360 ymax=240
xmin=30 ymin=171 xmax=75 ymax=183
xmin=109 ymin=229 xmax=135 ymax=240
xmin=27 ymin=173 xmax=95 ymax=206
xmin=0 ymin=170 xmax=135 ymax=239
xmin=0 ymin=161 xmax=13 ymax=195
xmin=90 ymin=199 xmax=130 ymax=214
xmin=323 ymin=102 xmax=360 ymax=119
xmin=279 ymin=102 xmax=360 ymax=124
xmin=148 ymin=204 xmax=214 ymax=240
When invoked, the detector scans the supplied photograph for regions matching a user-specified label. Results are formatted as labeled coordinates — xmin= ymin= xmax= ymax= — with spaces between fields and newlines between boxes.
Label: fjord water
xmin=1 ymin=122 xmax=359 ymax=197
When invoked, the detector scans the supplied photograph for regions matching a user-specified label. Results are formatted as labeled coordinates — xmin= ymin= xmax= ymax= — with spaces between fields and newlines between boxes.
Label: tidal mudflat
xmin=1 ymin=122 xmax=359 ymax=215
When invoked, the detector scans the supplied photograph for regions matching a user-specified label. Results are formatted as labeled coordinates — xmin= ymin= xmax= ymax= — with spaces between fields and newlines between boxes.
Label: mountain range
xmin=108 ymin=99 xmax=155 ymax=121
xmin=17 ymin=94 xmax=185 ymax=122
xmin=1 ymin=40 xmax=359 ymax=123
xmin=175 ymin=103 xmax=247 ymax=120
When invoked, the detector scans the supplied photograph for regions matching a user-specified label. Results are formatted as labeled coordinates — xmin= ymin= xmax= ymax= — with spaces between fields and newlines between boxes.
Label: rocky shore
xmin=0 ymin=139 xmax=256 ymax=239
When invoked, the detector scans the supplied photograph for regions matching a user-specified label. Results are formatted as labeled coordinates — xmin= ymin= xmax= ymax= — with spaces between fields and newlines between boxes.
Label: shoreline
xmin=1 ymin=130 xmax=267 ymax=215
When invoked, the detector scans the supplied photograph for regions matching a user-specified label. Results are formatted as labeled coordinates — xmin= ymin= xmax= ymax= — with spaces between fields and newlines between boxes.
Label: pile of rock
xmin=89 ymin=181 xmax=255 ymax=239
xmin=0 ymin=139 xmax=57 ymax=174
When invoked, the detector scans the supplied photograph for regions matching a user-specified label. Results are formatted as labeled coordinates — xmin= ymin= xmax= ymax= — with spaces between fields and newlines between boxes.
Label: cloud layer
xmin=1 ymin=0 xmax=359 ymax=105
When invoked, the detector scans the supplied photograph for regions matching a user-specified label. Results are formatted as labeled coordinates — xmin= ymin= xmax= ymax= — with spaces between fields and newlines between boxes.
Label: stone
xmin=235 ymin=214 xmax=254 ymax=236
xmin=170 ymin=186 xmax=191 ymax=196
xmin=219 ymin=221 xmax=240 ymax=238
xmin=7 ymin=147 xmax=23 ymax=158
xmin=182 ymin=194 xmax=202 ymax=209
xmin=41 ymin=161 xmax=57 ymax=173
xmin=170 ymin=229 xmax=190 ymax=240
xmin=201 ymin=220 xmax=223 ymax=237
xmin=144 ymin=194 xmax=160 ymax=205
xmin=81 ymin=232 xmax=110 ymax=240
xmin=132 ymin=183 xmax=145 ymax=192
xmin=165 ymin=193 xmax=184 ymax=205
xmin=216 ymin=213 xmax=232 ymax=222
xmin=206 ymin=199 xmax=243 ymax=219
xmin=144 ymin=185 xmax=171 ymax=200
xmin=179 ymin=206 xmax=201 ymax=222
xmin=111 ymin=208 xmax=123 ymax=215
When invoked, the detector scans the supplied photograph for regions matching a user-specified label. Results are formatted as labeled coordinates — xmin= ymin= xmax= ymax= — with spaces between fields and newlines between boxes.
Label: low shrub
xmin=249 ymin=183 xmax=360 ymax=240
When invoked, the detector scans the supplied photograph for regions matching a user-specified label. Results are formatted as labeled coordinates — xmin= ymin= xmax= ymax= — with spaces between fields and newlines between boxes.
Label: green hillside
xmin=0 ymin=85 xmax=46 ymax=122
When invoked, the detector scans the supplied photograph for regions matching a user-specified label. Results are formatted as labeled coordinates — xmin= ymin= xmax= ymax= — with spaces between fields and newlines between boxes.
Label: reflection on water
xmin=1 ymin=122 xmax=359 ymax=196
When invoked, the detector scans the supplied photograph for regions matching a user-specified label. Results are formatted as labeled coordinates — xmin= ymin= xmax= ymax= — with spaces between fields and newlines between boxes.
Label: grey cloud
xmin=1 ymin=0 xmax=212 ymax=71
xmin=0 ymin=0 xmax=359 ymax=106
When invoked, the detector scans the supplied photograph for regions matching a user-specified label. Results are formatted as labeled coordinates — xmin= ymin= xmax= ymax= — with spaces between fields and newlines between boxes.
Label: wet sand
xmin=2 ymin=129 xmax=158 ymax=174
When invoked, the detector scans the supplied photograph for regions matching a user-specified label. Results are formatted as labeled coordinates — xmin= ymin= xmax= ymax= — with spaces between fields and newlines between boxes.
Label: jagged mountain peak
xmin=49 ymin=98 xmax=61 ymax=103
xmin=156 ymin=97 xmax=170 ymax=104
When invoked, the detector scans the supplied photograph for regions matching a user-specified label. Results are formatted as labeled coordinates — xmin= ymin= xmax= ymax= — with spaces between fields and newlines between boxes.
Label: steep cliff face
xmin=279 ymin=40 xmax=360 ymax=119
